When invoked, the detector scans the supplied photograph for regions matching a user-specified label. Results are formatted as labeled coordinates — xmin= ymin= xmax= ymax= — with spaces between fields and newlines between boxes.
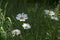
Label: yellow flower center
xmin=20 ymin=16 xmax=24 ymax=20
xmin=24 ymin=26 xmax=28 ymax=28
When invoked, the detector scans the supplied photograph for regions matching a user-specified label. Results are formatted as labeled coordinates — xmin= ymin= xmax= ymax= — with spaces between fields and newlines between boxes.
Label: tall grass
xmin=0 ymin=0 xmax=60 ymax=40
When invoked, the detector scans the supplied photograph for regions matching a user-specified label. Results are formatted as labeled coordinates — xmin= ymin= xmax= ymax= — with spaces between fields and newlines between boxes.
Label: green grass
xmin=0 ymin=0 xmax=60 ymax=40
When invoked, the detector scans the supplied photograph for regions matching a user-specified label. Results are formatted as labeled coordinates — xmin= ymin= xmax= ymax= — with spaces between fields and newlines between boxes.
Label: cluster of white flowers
xmin=12 ymin=10 xmax=59 ymax=36
xmin=44 ymin=10 xmax=59 ymax=21
xmin=16 ymin=13 xmax=31 ymax=29
xmin=12 ymin=13 xmax=31 ymax=37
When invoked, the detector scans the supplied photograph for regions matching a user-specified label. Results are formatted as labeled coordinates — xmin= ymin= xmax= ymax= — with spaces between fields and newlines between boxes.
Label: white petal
xmin=20 ymin=19 xmax=25 ymax=21
xmin=22 ymin=23 xmax=28 ymax=27
xmin=54 ymin=17 xmax=59 ymax=21
xmin=23 ymin=14 xmax=28 ymax=19
xmin=16 ymin=16 xmax=20 ymax=20
xmin=51 ymin=16 xmax=59 ymax=21
xmin=50 ymin=11 xmax=55 ymax=16
xmin=17 ymin=14 xmax=21 ymax=17
xmin=21 ymin=13 xmax=24 ymax=16
xmin=50 ymin=16 xmax=55 ymax=19
xmin=44 ymin=10 xmax=49 ymax=14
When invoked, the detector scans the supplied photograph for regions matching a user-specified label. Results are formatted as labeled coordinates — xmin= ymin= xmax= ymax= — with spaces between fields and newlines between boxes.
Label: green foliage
xmin=0 ymin=0 xmax=60 ymax=40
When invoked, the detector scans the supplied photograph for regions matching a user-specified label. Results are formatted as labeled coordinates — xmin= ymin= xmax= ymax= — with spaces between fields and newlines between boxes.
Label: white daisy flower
xmin=16 ymin=13 xmax=28 ymax=21
xmin=44 ymin=10 xmax=55 ymax=16
xmin=12 ymin=29 xmax=21 ymax=36
xmin=51 ymin=16 xmax=59 ymax=21
xmin=22 ymin=23 xmax=31 ymax=29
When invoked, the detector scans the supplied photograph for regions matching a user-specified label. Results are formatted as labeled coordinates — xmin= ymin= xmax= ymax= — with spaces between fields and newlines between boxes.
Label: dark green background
xmin=0 ymin=0 xmax=60 ymax=40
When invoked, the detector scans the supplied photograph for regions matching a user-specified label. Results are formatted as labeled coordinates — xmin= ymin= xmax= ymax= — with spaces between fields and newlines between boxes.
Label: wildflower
xmin=12 ymin=29 xmax=21 ymax=36
xmin=44 ymin=10 xmax=55 ymax=16
xmin=22 ymin=23 xmax=31 ymax=29
xmin=16 ymin=13 xmax=28 ymax=21
xmin=51 ymin=16 xmax=59 ymax=21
